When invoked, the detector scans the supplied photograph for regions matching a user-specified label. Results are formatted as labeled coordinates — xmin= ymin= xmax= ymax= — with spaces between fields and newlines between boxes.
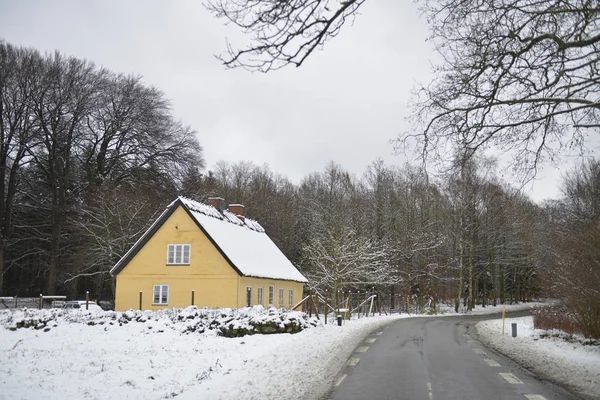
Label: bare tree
xmin=408 ymin=0 xmax=600 ymax=179
xmin=544 ymin=159 xmax=600 ymax=339
xmin=208 ymin=0 xmax=598 ymax=179
xmin=206 ymin=0 xmax=367 ymax=71
xmin=25 ymin=52 xmax=101 ymax=294
xmin=80 ymin=74 xmax=203 ymax=188
xmin=0 ymin=43 xmax=42 ymax=294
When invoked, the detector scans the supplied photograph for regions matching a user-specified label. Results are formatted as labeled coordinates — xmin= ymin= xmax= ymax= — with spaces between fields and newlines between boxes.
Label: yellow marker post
xmin=502 ymin=305 xmax=506 ymax=335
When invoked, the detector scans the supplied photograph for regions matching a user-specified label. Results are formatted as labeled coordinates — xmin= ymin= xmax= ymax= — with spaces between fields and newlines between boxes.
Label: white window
xmin=167 ymin=244 xmax=190 ymax=265
xmin=258 ymin=287 xmax=263 ymax=306
xmin=269 ymin=285 xmax=274 ymax=306
xmin=279 ymin=288 xmax=284 ymax=308
xmin=153 ymin=285 xmax=169 ymax=305
xmin=246 ymin=286 xmax=252 ymax=307
xmin=289 ymin=289 xmax=294 ymax=307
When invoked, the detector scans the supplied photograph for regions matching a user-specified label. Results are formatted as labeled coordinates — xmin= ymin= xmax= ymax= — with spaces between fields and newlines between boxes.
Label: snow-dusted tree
xmin=66 ymin=185 xmax=165 ymax=300
xmin=297 ymin=163 xmax=387 ymax=294
xmin=302 ymin=227 xmax=390 ymax=294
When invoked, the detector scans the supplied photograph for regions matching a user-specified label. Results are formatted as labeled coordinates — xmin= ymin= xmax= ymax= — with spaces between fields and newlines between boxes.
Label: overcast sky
xmin=0 ymin=0 xmax=585 ymax=202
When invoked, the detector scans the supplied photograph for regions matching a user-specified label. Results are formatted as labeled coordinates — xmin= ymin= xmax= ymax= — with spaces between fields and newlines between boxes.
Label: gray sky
xmin=0 ymin=0 xmax=580 ymax=202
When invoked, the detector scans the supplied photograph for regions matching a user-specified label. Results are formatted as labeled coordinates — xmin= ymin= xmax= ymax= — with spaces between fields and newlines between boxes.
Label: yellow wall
xmin=239 ymin=277 xmax=304 ymax=309
xmin=114 ymin=205 xmax=306 ymax=311
xmin=115 ymin=206 xmax=239 ymax=311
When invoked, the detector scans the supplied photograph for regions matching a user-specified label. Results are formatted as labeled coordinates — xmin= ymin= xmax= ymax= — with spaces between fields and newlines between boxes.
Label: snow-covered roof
xmin=111 ymin=197 xmax=307 ymax=283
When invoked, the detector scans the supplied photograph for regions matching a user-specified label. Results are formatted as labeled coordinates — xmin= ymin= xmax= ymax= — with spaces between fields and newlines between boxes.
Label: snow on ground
xmin=0 ymin=301 xmax=576 ymax=400
xmin=0 ymin=308 xmax=405 ymax=400
xmin=438 ymin=301 xmax=546 ymax=315
xmin=476 ymin=316 xmax=600 ymax=400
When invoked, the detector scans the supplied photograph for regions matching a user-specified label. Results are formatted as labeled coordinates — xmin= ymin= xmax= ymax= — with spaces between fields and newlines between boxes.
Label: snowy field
xmin=0 ymin=307 xmax=406 ymax=400
xmin=476 ymin=316 xmax=600 ymax=400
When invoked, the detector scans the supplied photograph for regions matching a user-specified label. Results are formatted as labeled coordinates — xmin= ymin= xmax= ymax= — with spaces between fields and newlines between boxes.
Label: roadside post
xmin=139 ymin=290 xmax=143 ymax=310
xmin=191 ymin=289 xmax=195 ymax=306
xmin=337 ymin=314 xmax=342 ymax=326
xmin=39 ymin=294 xmax=43 ymax=310
xmin=512 ymin=323 xmax=517 ymax=337
xmin=86 ymin=291 xmax=89 ymax=310
xmin=502 ymin=305 xmax=506 ymax=335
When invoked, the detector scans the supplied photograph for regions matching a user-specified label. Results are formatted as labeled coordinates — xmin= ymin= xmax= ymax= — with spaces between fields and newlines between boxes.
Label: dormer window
xmin=167 ymin=244 xmax=190 ymax=265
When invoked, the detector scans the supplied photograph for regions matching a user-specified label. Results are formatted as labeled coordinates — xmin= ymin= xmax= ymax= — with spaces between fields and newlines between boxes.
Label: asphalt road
xmin=328 ymin=311 xmax=580 ymax=400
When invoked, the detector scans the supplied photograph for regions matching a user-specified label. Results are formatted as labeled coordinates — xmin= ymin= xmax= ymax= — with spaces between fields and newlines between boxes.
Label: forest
xmin=1 ymin=40 xmax=599 ymax=338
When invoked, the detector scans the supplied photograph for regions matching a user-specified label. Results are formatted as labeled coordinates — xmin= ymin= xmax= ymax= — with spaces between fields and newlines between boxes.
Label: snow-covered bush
xmin=0 ymin=305 xmax=320 ymax=337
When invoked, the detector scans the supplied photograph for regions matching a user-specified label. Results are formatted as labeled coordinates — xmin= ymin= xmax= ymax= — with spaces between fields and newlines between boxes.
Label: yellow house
xmin=110 ymin=197 xmax=307 ymax=311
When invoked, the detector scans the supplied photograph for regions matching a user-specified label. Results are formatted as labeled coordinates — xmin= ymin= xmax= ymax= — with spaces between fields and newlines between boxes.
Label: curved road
xmin=328 ymin=312 xmax=579 ymax=400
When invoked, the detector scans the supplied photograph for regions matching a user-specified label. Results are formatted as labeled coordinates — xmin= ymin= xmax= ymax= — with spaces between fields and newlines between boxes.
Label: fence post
xmin=191 ymin=289 xmax=195 ymax=306
xmin=357 ymin=291 xmax=361 ymax=319
xmin=14 ymin=295 xmax=17 ymax=308
xmin=86 ymin=291 xmax=89 ymax=310
xmin=39 ymin=294 xmax=43 ymax=310
xmin=308 ymin=290 xmax=312 ymax=317
xmin=139 ymin=290 xmax=143 ymax=310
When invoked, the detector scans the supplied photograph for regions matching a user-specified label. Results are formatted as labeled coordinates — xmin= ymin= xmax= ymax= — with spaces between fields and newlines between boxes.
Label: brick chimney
xmin=229 ymin=204 xmax=245 ymax=223
xmin=207 ymin=197 xmax=226 ymax=212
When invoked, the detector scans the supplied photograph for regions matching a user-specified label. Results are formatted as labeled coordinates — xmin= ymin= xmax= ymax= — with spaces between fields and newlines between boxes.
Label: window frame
xmin=246 ymin=286 xmax=252 ymax=307
xmin=279 ymin=288 xmax=284 ymax=308
xmin=257 ymin=287 xmax=263 ymax=306
xmin=289 ymin=289 xmax=294 ymax=307
xmin=167 ymin=244 xmax=191 ymax=265
xmin=268 ymin=285 xmax=274 ymax=306
xmin=153 ymin=284 xmax=169 ymax=305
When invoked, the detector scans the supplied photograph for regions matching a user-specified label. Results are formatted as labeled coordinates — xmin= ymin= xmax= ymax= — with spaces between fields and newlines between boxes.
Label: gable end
xmin=110 ymin=198 xmax=245 ymax=278
xmin=110 ymin=199 xmax=183 ymax=276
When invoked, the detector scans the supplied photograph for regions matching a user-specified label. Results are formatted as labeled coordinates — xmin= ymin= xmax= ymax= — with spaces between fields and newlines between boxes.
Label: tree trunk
xmin=468 ymin=238 xmax=474 ymax=310
xmin=0 ymin=246 xmax=4 ymax=295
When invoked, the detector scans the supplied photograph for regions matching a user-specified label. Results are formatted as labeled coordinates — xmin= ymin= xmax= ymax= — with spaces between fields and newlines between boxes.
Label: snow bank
xmin=476 ymin=316 xmax=600 ymax=400
xmin=0 ymin=307 xmax=402 ymax=400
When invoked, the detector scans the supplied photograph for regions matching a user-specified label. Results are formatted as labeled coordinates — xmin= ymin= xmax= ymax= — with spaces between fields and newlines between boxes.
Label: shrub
xmin=531 ymin=305 xmax=584 ymax=336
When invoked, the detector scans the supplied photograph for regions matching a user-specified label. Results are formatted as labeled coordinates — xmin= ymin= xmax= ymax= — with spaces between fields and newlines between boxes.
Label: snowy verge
xmin=476 ymin=316 xmax=600 ymax=400
xmin=0 ymin=308 xmax=403 ymax=400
